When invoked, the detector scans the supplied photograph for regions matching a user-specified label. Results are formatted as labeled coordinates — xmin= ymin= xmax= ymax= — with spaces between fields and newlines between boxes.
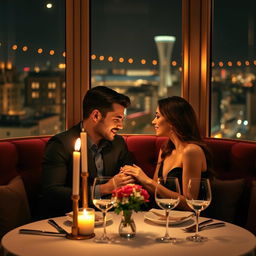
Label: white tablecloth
xmin=2 ymin=212 xmax=256 ymax=256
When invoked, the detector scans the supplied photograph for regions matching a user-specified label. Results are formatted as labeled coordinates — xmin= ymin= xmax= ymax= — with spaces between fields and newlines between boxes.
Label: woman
xmin=121 ymin=96 xmax=211 ymax=210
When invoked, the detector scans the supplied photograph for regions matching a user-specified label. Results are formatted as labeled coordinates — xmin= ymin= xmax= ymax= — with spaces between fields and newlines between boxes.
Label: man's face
xmin=94 ymin=103 xmax=126 ymax=141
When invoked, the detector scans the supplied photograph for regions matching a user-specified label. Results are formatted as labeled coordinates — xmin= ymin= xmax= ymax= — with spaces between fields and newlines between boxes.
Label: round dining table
xmin=1 ymin=211 xmax=255 ymax=256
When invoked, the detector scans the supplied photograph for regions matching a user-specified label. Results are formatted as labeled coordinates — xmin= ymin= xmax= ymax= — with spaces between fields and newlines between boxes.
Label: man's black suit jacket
xmin=38 ymin=123 xmax=133 ymax=218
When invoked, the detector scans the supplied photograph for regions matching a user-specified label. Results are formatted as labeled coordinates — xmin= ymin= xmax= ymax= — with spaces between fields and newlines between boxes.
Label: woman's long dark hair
xmin=158 ymin=96 xmax=212 ymax=173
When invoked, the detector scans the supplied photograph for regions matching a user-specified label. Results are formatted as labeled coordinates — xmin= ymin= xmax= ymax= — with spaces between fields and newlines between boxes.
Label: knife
xmin=199 ymin=222 xmax=226 ymax=231
xmin=48 ymin=219 xmax=68 ymax=234
xmin=19 ymin=229 xmax=66 ymax=237
xmin=183 ymin=222 xmax=226 ymax=233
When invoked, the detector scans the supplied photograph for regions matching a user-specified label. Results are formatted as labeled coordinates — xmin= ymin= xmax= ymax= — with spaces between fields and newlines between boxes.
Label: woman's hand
xmin=100 ymin=173 xmax=135 ymax=194
xmin=120 ymin=164 xmax=152 ymax=185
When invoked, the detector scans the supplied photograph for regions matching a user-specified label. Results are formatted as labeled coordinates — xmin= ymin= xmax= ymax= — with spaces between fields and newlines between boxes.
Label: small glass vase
xmin=119 ymin=210 xmax=136 ymax=238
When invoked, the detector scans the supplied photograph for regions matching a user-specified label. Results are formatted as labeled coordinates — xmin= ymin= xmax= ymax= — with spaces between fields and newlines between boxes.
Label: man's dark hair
xmin=83 ymin=86 xmax=131 ymax=119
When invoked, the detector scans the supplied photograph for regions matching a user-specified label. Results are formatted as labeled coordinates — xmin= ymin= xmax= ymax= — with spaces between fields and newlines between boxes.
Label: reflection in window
xmin=211 ymin=0 xmax=256 ymax=140
xmin=0 ymin=0 xmax=65 ymax=139
xmin=91 ymin=0 xmax=182 ymax=134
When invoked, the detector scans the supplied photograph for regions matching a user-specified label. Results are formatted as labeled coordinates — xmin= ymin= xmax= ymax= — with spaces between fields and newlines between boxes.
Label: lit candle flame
xmin=83 ymin=209 xmax=88 ymax=216
xmin=74 ymin=138 xmax=81 ymax=151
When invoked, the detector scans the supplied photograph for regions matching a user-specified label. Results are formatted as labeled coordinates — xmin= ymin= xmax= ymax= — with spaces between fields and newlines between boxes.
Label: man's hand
xmin=120 ymin=164 xmax=151 ymax=185
xmin=114 ymin=172 xmax=135 ymax=188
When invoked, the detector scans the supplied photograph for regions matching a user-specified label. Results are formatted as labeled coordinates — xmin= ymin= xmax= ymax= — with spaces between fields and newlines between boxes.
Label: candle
xmin=72 ymin=138 xmax=81 ymax=195
xmin=80 ymin=130 xmax=88 ymax=173
xmin=78 ymin=208 xmax=95 ymax=235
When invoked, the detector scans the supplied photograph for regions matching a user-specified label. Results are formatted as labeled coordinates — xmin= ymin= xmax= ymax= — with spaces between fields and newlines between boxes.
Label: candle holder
xmin=66 ymin=195 xmax=95 ymax=240
xmin=81 ymin=172 xmax=89 ymax=209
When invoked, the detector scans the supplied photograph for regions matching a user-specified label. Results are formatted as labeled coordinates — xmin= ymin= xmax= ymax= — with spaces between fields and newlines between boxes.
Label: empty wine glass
xmin=92 ymin=176 xmax=116 ymax=243
xmin=186 ymin=178 xmax=212 ymax=242
xmin=155 ymin=177 xmax=181 ymax=243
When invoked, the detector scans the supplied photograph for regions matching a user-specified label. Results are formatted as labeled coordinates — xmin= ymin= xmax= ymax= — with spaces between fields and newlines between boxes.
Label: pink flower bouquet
xmin=112 ymin=184 xmax=150 ymax=214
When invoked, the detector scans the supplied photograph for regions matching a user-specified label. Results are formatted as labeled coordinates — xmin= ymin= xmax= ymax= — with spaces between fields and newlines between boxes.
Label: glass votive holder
xmin=78 ymin=208 xmax=95 ymax=236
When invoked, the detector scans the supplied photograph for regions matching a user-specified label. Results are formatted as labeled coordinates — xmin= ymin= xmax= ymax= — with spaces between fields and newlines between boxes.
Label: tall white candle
xmin=80 ymin=130 xmax=88 ymax=173
xmin=72 ymin=138 xmax=81 ymax=195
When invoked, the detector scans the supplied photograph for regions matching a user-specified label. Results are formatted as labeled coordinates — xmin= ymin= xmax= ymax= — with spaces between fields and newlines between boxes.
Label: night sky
xmin=0 ymin=0 xmax=255 ymax=70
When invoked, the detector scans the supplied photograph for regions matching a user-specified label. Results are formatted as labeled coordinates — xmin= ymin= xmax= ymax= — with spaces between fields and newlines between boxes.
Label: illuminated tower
xmin=154 ymin=35 xmax=176 ymax=97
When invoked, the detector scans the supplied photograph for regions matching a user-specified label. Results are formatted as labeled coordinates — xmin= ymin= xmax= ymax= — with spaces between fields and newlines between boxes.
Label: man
xmin=38 ymin=86 xmax=134 ymax=218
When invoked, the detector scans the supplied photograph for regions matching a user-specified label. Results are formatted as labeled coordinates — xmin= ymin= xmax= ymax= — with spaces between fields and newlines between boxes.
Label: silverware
xmin=183 ymin=222 xmax=226 ymax=232
xmin=183 ymin=219 xmax=213 ymax=232
xmin=48 ymin=219 xmax=68 ymax=234
xmin=19 ymin=229 xmax=66 ymax=237
xmin=199 ymin=222 xmax=226 ymax=231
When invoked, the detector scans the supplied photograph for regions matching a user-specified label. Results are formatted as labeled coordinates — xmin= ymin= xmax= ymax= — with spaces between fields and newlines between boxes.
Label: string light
xmin=22 ymin=46 xmax=28 ymax=52
xmin=119 ymin=57 xmax=124 ymax=63
xmin=128 ymin=58 xmax=134 ymax=64
xmin=152 ymin=60 xmax=157 ymax=65
xmin=99 ymin=55 xmax=104 ymax=61
xmin=5 ymin=42 xmax=256 ymax=68
xmin=141 ymin=59 xmax=146 ymax=64
xmin=12 ymin=45 xmax=18 ymax=50
xmin=237 ymin=61 xmax=242 ymax=66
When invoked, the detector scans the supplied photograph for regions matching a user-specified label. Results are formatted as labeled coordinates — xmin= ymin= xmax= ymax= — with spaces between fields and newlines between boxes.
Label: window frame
xmin=66 ymin=0 xmax=212 ymax=137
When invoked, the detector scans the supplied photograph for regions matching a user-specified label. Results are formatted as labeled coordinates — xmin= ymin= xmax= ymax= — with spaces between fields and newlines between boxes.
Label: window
xmin=48 ymin=92 xmax=55 ymax=98
xmin=32 ymin=82 xmax=40 ymax=89
xmin=91 ymin=0 xmax=182 ymax=134
xmin=48 ymin=82 xmax=57 ymax=89
xmin=32 ymin=91 xmax=39 ymax=98
xmin=0 ymin=0 xmax=66 ymax=138
xmin=211 ymin=0 xmax=256 ymax=140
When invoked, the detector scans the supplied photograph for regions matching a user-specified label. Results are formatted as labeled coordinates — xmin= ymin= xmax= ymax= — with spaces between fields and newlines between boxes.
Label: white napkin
xmin=149 ymin=208 xmax=194 ymax=221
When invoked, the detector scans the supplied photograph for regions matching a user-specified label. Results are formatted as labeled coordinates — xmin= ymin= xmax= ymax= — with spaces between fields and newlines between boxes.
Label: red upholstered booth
xmin=0 ymin=135 xmax=255 ymax=237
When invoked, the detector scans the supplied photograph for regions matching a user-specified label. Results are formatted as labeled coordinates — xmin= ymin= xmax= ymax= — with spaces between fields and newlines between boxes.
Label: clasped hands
xmin=104 ymin=164 xmax=150 ymax=194
xmin=120 ymin=164 xmax=151 ymax=185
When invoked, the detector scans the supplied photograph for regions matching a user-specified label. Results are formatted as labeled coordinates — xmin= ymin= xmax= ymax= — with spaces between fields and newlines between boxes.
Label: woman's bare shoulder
xmin=183 ymin=143 xmax=204 ymax=158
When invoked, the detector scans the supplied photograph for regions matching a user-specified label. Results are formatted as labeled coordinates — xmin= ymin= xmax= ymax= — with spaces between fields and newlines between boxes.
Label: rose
xmin=112 ymin=184 xmax=150 ymax=215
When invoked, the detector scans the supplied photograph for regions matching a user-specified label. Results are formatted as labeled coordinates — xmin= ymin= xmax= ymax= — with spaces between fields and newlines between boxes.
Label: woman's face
xmin=152 ymin=107 xmax=171 ymax=136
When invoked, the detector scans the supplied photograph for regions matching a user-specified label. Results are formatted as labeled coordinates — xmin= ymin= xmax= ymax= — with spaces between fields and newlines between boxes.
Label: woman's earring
xmin=169 ymin=125 xmax=174 ymax=133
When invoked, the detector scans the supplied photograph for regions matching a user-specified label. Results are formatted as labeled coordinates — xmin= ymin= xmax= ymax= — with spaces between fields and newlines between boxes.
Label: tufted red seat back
xmin=0 ymin=135 xmax=255 ymax=233
xmin=0 ymin=137 xmax=49 ymax=217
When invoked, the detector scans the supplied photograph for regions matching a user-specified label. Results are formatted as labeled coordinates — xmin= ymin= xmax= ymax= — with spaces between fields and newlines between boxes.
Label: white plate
xmin=144 ymin=209 xmax=194 ymax=225
xmin=66 ymin=211 xmax=113 ymax=226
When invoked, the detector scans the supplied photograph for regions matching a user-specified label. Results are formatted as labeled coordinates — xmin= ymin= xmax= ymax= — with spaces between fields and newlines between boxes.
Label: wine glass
xmin=185 ymin=178 xmax=212 ymax=242
xmin=155 ymin=177 xmax=181 ymax=243
xmin=92 ymin=176 xmax=116 ymax=243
